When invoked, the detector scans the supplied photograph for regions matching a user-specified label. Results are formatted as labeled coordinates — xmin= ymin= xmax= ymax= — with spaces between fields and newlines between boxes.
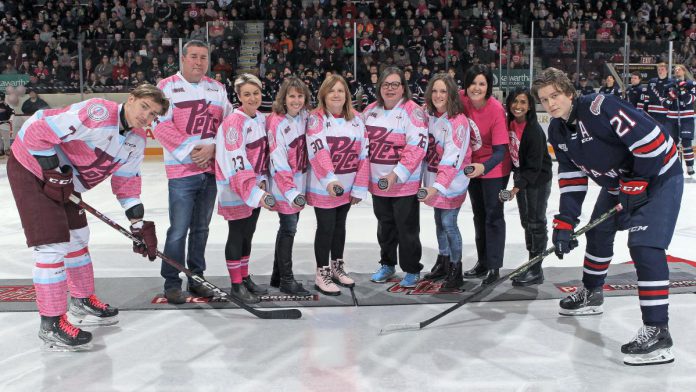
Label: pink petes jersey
xmin=305 ymin=109 xmax=370 ymax=208
xmin=459 ymin=92 xmax=512 ymax=179
xmin=11 ymin=99 xmax=145 ymax=210
xmin=422 ymin=112 xmax=472 ymax=209
xmin=215 ymin=109 xmax=268 ymax=220
xmin=267 ymin=110 xmax=309 ymax=214
xmin=155 ymin=72 xmax=233 ymax=179
xmin=362 ymin=99 xmax=428 ymax=196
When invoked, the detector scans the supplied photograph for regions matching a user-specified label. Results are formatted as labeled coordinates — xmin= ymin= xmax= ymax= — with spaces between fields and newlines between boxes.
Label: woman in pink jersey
xmin=306 ymin=75 xmax=370 ymax=296
xmin=420 ymin=73 xmax=472 ymax=290
xmin=266 ymin=77 xmax=312 ymax=296
xmin=363 ymin=67 xmax=429 ymax=288
xmin=215 ymin=74 xmax=274 ymax=304
xmin=458 ymin=64 xmax=511 ymax=285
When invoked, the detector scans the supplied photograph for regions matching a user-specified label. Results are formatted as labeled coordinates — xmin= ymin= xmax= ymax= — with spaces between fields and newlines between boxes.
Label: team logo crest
xmin=455 ymin=124 xmax=465 ymax=141
xmin=307 ymin=114 xmax=319 ymax=130
xmin=226 ymin=127 xmax=238 ymax=146
xmin=87 ymin=104 xmax=109 ymax=122
xmin=590 ymin=95 xmax=604 ymax=115
xmin=267 ymin=129 xmax=275 ymax=148
xmin=410 ymin=107 xmax=427 ymax=125
xmin=468 ymin=118 xmax=483 ymax=151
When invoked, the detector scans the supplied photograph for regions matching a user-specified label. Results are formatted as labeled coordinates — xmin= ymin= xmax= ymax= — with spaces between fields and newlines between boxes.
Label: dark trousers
xmin=468 ymin=176 xmax=509 ymax=269
xmin=314 ymin=203 xmax=351 ymax=267
xmin=372 ymin=194 xmax=423 ymax=274
xmin=225 ymin=208 xmax=261 ymax=261
xmin=515 ymin=180 xmax=551 ymax=258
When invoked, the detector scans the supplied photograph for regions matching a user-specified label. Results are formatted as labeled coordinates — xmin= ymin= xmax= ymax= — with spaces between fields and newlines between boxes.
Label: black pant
xmin=516 ymin=180 xmax=551 ymax=258
xmin=225 ymin=208 xmax=261 ymax=261
xmin=372 ymin=194 xmax=423 ymax=274
xmin=468 ymin=176 xmax=509 ymax=269
xmin=314 ymin=203 xmax=351 ymax=267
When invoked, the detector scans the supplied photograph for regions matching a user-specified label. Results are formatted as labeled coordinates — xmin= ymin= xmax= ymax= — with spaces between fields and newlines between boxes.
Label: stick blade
xmin=378 ymin=323 xmax=422 ymax=335
xmin=253 ymin=308 xmax=303 ymax=320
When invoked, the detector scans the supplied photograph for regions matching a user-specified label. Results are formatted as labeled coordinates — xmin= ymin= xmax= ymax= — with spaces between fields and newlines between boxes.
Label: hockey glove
xmin=618 ymin=176 xmax=649 ymax=212
xmin=130 ymin=220 xmax=158 ymax=261
xmin=42 ymin=166 xmax=74 ymax=204
xmin=552 ymin=215 xmax=578 ymax=259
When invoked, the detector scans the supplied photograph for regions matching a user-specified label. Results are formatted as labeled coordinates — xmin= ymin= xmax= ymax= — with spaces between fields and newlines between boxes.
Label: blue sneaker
xmin=399 ymin=273 xmax=420 ymax=288
xmin=371 ymin=265 xmax=396 ymax=283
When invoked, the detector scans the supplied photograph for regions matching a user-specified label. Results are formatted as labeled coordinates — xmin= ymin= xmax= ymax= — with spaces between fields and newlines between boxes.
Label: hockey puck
xmin=264 ymin=194 xmax=276 ymax=208
xmin=463 ymin=165 xmax=475 ymax=175
xmin=293 ymin=194 xmax=306 ymax=207
xmin=333 ymin=185 xmax=344 ymax=196
xmin=416 ymin=188 xmax=428 ymax=200
xmin=378 ymin=178 xmax=389 ymax=190
xmin=499 ymin=189 xmax=513 ymax=202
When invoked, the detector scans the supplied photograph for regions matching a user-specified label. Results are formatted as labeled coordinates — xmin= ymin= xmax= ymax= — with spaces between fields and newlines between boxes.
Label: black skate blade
xmin=379 ymin=323 xmax=421 ymax=335
xmin=42 ymin=341 xmax=93 ymax=352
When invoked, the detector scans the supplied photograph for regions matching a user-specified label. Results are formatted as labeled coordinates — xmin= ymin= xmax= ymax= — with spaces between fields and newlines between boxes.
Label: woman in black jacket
xmin=503 ymin=87 xmax=553 ymax=286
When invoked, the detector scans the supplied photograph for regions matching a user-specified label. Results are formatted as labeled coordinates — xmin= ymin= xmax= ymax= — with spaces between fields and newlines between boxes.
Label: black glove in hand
xmin=130 ymin=220 xmax=158 ymax=261
xmin=42 ymin=166 xmax=74 ymax=204
xmin=618 ymin=176 xmax=649 ymax=212
xmin=552 ymin=215 xmax=578 ymax=259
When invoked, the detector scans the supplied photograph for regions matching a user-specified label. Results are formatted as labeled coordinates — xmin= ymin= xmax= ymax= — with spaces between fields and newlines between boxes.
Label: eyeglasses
xmin=382 ymin=81 xmax=402 ymax=90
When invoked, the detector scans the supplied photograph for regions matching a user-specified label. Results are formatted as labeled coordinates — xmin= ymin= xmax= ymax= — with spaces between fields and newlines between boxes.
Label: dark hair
xmin=463 ymin=64 xmax=493 ymax=99
xmin=272 ymin=77 xmax=312 ymax=115
xmin=505 ymin=87 xmax=537 ymax=126
xmin=376 ymin=66 xmax=412 ymax=107
xmin=532 ymin=67 xmax=576 ymax=101
xmin=424 ymin=73 xmax=464 ymax=117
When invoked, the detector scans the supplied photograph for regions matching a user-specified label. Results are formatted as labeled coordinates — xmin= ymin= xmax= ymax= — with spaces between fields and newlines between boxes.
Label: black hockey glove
xmin=552 ymin=215 xmax=578 ymax=259
xmin=618 ymin=176 xmax=649 ymax=212
xmin=131 ymin=220 xmax=158 ymax=261
xmin=42 ymin=166 xmax=74 ymax=204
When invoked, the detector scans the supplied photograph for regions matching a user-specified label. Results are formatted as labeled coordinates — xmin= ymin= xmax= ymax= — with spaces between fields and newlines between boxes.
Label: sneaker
xmin=39 ymin=314 xmax=93 ymax=351
xmin=370 ymin=265 xmax=396 ymax=283
xmin=559 ymin=286 xmax=604 ymax=316
xmin=315 ymin=266 xmax=341 ymax=296
xmin=164 ymin=288 xmax=188 ymax=304
xmin=622 ymin=325 xmax=674 ymax=366
xmin=399 ymin=273 xmax=420 ymax=288
xmin=68 ymin=294 xmax=119 ymax=326
xmin=330 ymin=259 xmax=355 ymax=287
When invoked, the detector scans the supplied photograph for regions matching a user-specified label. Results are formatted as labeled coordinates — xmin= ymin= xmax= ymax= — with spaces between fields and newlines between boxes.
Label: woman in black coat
xmin=502 ymin=87 xmax=553 ymax=286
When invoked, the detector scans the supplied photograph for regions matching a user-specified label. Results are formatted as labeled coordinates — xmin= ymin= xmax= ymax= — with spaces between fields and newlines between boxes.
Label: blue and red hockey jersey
xmin=547 ymin=93 xmax=680 ymax=222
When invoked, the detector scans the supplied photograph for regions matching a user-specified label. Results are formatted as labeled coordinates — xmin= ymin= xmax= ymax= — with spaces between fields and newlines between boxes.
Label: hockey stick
xmin=69 ymin=194 xmax=302 ymax=320
xmin=379 ymin=204 xmax=623 ymax=335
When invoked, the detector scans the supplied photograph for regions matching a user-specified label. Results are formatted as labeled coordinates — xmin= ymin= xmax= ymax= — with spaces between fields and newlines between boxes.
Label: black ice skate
xmin=68 ymin=294 xmax=119 ymax=326
xmin=39 ymin=314 xmax=93 ymax=352
xmin=559 ymin=286 xmax=604 ymax=316
xmin=621 ymin=325 xmax=674 ymax=366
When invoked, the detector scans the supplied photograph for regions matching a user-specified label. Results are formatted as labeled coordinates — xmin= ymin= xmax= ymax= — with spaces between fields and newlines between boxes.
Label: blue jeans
xmin=434 ymin=207 xmax=463 ymax=264
xmin=161 ymin=173 xmax=217 ymax=291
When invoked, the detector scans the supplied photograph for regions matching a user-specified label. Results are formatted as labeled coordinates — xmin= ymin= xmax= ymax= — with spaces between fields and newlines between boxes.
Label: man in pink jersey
xmin=6 ymin=84 xmax=168 ymax=351
xmin=154 ymin=40 xmax=234 ymax=304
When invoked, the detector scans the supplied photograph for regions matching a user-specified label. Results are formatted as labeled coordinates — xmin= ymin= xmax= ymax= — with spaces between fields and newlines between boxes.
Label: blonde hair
xmin=130 ymin=83 xmax=169 ymax=115
xmin=272 ymin=77 xmax=312 ymax=114
xmin=316 ymin=74 xmax=355 ymax=121
xmin=234 ymin=73 xmax=263 ymax=95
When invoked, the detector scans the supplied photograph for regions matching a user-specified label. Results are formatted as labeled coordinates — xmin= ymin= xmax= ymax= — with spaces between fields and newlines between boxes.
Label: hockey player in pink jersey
xmin=306 ymin=75 xmax=370 ymax=296
xmin=363 ymin=67 xmax=429 ymax=288
xmin=215 ymin=74 xmax=274 ymax=304
xmin=419 ymin=73 xmax=472 ymax=290
xmin=154 ymin=40 xmax=235 ymax=304
xmin=266 ymin=77 xmax=312 ymax=296
xmin=6 ymin=84 xmax=169 ymax=351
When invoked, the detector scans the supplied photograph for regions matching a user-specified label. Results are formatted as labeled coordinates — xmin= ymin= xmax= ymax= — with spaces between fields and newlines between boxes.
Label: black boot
xmin=270 ymin=258 xmax=280 ymax=288
xmin=243 ymin=276 xmax=268 ymax=295
xmin=481 ymin=269 xmax=500 ymax=285
xmin=277 ymin=236 xmax=310 ymax=295
xmin=230 ymin=283 xmax=260 ymax=304
xmin=424 ymin=255 xmax=449 ymax=280
xmin=512 ymin=261 xmax=544 ymax=287
xmin=441 ymin=262 xmax=463 ymax=290
xmin=463 ymin=261 xmax=487 ymax=279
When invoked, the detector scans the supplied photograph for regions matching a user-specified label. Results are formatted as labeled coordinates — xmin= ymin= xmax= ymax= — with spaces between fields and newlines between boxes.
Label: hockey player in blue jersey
xmin=643 ymin=63 xmax=672 ymax=124
xmin=662 ymin=64 xmax=695 ymax=177
xmin=532 ymin=68 xmax=683 ymax=366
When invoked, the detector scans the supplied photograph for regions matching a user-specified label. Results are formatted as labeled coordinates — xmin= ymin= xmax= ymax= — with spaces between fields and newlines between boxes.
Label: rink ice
xmin=1 ymin=159 xmax=695 ymax=392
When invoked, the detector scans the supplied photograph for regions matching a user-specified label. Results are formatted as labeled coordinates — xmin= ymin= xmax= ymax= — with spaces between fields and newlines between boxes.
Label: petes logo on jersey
xmin=590 ymin=95 xmax=604 ymax=115
xmin=87 ymin=104 xmax=109 ymax=122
